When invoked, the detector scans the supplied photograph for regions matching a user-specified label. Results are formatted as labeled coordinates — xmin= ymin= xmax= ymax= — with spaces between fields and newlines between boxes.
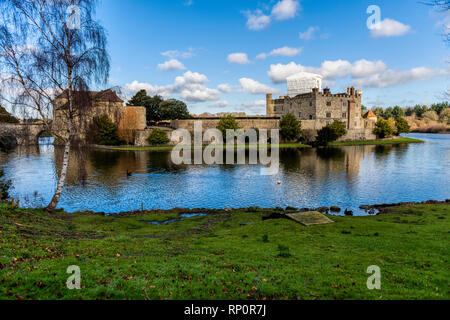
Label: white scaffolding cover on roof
xmin=286 ymin=72 xmax=323 ymax=97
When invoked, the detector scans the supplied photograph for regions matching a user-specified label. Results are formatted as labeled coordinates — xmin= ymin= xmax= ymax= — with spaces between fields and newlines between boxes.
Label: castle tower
xmin=266 ymin=93 xmax=274 ymax=116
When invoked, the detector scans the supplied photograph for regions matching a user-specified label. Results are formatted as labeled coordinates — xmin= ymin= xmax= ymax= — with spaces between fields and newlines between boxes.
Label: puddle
xmin=139 ymin=213 xmax=208 ymax=225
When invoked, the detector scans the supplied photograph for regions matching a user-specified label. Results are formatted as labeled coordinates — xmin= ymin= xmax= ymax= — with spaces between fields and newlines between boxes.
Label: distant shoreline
xmin=95 ymin=137 xmax=424 ymax=151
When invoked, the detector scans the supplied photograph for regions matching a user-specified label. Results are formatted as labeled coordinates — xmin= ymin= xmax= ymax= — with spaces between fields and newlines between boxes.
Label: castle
xmin=265 ymin=73 xmax=378 ymax=141
xmin=51 ymin=76 xmax=379 ymax=147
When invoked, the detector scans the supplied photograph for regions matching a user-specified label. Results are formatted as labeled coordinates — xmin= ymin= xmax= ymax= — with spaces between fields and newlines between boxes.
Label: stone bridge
xmin=0 ymin=123 xmax=48 ymax=147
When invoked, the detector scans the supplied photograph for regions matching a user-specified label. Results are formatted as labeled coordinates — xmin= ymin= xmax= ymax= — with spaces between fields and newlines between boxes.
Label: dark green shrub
xmin=316 ymin=120 xmax=347 ymax=146
xmin=280 ymin=113 xmax=302 ymax=142
xmin=217 ymin=115 xmax=241 ymax=139
xmin=0 ymin=169 xmax=11 ymax=201
xmin=147 ymin=129 xmax=169 ymax=145
xmin=89 ymin=115 xmax=122 ymax=146
xmin=373 ymin=119 xmax=395 ymax=138
xmin=262 ymin=234 xmax=269 ymax=243
xmin=395 ymin=117 xmax=411 ymax=135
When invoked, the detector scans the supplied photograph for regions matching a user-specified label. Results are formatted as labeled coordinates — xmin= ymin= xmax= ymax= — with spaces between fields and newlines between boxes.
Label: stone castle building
xmin=267 ymin=87 xmax=366 ymax=130
xmin=266 ymin=75 xmax=378 ymax=141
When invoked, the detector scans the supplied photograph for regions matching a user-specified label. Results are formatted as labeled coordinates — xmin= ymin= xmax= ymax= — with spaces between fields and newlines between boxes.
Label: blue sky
xmin=96 ymin=0 xmax=449 ymax=115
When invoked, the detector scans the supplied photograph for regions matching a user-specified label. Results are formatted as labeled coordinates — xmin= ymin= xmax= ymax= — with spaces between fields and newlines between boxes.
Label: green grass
xmin=109 ymin=143 xmax=310 ymax=151
xmin=104 ymin=138 xmax=424 ymax=151
xmin=328 ymin=137 xmax=424 ymax=146
xmin=0 ymin=203 xmax=448 ymax=300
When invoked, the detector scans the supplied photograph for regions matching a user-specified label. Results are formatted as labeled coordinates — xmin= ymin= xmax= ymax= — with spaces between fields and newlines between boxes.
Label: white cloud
xmin=243 ymin=0 xmax=300 ymax=30
xmin=161 ymin=48 xmax=196 ymax=59
xmin=124 ymin=70 xmax=221 ymax=103
xmin=210 ymin=101 xmax=229 ymax=108
xmin=237 ymin=99 xmax=267 ymax=114
xmin=353 ymin=67 xmax=450 ymax=88
xmin=257 ymin=46 xmax=302 ymax=59
xmin=227 ymin=53 xmax=251 ymax=65
xmin=243 ymin=10 xmax=271 ymax=31
xmin=268 ymin=62 xmax=308 ymax=83
xmin=158 ymin=59 xmax=186 ymax=71
xmin=124 ymin=81 xmax=173 ymax=98
xmin=175 ymin=71 xmax=208 ymax=86
xmin=271 ymin=0 xmax=300 ymax=21
xmin=318 ymin=60 xmax=353 ymax=79
xmin=350 ymin=60 xmax=387 ymax=78
xmin=299 ymin=26 xmax=318 ymax=40
xmin=180 ymin=84 xmax=220 ymax=102
xmin=239 ymin=78 xmax=278 ymax=94
xmin=267 ymin=60 xmax=449 ymax=89
xmin=370 ymin=18 xmax=411 ymax=38
xmin=217 ymin=83 xmax=232 ymax=93
xmin=268 ymin=59 xmax=387 ymax=83
xmin=241 ymin=99 xmax=266 ymax=107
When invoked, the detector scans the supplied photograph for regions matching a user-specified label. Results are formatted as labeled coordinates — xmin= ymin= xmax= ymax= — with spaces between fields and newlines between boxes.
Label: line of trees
xmin=369 ymin=102 xmax=449 ymax=123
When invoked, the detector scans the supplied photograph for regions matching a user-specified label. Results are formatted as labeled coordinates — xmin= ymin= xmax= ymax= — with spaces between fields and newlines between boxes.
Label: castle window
xmin=342 ymin=101 xmax=347 ymax=107
xmin=326 ymin=101 xmax=331 ymax=106
xmin=342 ymin=112 xmax=347 ymax=118
xmin=309 ymin=115 xmax=313 ymax=120
xmin=326 ymin=112 xmax=332 ymax=118
xmin=309 ymin=102 xmax=312 ymax=107
xmin=299 ymin=112 xmax=302 ymax=118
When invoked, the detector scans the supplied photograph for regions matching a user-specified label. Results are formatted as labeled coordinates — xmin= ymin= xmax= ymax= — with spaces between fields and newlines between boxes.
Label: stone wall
xmin=171 ymin=118 xmax=280 ymax=132
xmin=134 ymin=127 xmax=176 ymax=147
xmin=170 ymin=117 xmax=376 ymax=142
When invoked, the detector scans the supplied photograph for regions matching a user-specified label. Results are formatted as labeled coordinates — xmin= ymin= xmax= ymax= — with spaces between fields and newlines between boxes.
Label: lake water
xmin=0 ymin=133 xmax=449 ymax=215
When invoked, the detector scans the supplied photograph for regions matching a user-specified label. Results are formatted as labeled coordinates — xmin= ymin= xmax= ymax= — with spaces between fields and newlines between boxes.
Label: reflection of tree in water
xmin=279 ymin=149 xmax=303 ymax=171
xmin=374 ymin=145 xmax=393 ymax=157
xmin=316 ymin=147 xmax=346 ymax=161
xmin=373 ymin=144 xmax=410 ymax=162
xmin=76 ymin=147 xmax=88 ymax=186
xmin=89 ymin=150 xmax=120 ymax=172
xmin=146 ymin=151 xmax=188 ymax=174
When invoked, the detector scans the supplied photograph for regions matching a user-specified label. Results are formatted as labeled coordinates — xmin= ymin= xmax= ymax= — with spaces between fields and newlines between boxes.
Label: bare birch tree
xmin=0 ymin=0 xmax=109 ymax=212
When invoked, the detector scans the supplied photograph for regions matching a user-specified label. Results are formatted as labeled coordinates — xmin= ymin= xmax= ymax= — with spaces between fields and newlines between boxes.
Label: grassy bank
xmin=328 ymin=137 xmax=424 ymax=146
xmin=0 ymin=203 xmax=448 ymax=300
xmin=101 ymin=138 xmax=424 ymax=151
xmin=108 ymin=143 xmax=310 ymax=151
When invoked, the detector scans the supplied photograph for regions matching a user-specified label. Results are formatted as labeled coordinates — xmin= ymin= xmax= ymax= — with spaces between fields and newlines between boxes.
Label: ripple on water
xmin=1 ymin=133 xmax=449 ymax=215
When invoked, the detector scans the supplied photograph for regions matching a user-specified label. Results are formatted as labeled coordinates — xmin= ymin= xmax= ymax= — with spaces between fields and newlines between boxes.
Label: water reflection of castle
xmin=52 ymin=145 xmax=399 ymax=186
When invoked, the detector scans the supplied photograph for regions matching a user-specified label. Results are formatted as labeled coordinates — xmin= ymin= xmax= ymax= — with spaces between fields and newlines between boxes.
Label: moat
xmin=1 ymin=133 xmax=449 ymax=215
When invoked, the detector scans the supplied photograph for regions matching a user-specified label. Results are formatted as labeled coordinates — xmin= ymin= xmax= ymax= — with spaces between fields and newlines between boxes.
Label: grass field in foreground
xmin=109 ymin=143 xmax=310 ymax=151
xmin=0 ymin=203 xmax=448 ymax=300
xmin=328 ymin=137 xmax=424 ymax=146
